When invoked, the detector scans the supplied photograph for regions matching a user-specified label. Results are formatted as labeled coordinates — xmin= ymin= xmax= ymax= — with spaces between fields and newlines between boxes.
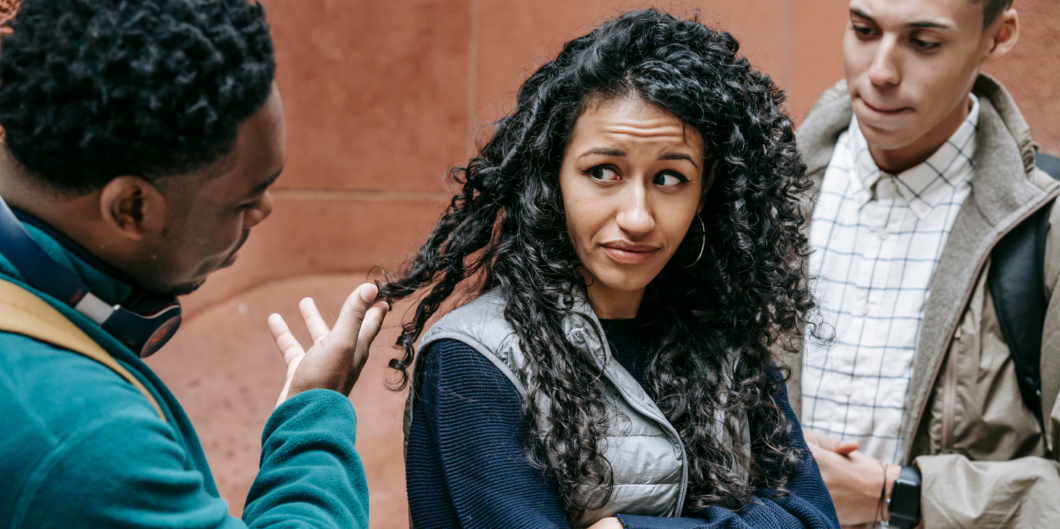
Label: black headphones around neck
xmin=0 ymin=194 xmax=181 ymax=358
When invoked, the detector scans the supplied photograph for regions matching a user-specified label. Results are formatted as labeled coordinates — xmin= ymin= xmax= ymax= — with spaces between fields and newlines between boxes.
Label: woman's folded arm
xmin=406 ymin=339 xmax=570 ymax=529
xmin=618 ymin=376 xmax=839 ymax=529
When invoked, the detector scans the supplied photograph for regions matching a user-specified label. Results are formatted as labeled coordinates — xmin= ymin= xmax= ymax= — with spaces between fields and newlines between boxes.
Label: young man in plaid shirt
xmin=791 ymin=0 xmax=1060 ymax=526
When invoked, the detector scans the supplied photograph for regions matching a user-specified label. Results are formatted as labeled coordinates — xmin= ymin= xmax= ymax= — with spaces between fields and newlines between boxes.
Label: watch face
xmin=888 ymin=469 xmax=922 ymax=528
xmin=892 ymin=478 xmax=912 ymax=503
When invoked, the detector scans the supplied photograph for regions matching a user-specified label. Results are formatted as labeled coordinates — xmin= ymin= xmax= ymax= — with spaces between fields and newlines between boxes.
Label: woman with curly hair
xmin=382 ymin=9 xmax=838 ymax=529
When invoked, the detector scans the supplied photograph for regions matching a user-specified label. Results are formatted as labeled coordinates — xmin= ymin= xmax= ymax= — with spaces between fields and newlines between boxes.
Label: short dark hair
xmin=0 ymin=0 xmax=275 ymax=194
xmin=977 ymin=0 xmax=1014 ymax=27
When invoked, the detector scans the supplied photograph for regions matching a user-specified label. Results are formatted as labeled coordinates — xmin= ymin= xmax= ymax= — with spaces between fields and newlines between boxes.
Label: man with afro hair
xmin=0 ymin=1 xmax=385 ymax=527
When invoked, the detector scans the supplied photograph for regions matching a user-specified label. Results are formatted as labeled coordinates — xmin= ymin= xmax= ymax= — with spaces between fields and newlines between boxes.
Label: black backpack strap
xmin=989 ymin=153 xmax=1060 ymax=429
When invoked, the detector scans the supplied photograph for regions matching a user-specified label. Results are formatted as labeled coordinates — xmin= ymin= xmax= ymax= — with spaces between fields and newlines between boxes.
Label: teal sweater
xmin=0 ymin=220 xmax=369 ymax=528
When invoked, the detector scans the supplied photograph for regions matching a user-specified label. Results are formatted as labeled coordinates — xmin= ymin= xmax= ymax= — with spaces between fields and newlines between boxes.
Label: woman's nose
xmin=615 ymin=184 xmax=655 ymax=236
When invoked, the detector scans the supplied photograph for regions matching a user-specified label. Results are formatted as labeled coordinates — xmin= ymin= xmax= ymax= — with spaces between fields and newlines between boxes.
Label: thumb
xmin=326 ymin=283 xmax=378 ymax=351
xmin=816 ymin=434 xmax=859 ymax=454
xmin=833 ymin=439 xmax=859 ymax=455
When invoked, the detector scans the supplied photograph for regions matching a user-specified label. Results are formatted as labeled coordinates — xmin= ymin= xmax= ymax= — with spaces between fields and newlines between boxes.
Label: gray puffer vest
xmin=402 ymin=290 xmax=749 ymax=527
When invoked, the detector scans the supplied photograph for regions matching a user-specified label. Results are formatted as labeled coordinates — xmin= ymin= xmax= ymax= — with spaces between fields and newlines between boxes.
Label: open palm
xmin=267 ymin=283 xmax=388 ymax=407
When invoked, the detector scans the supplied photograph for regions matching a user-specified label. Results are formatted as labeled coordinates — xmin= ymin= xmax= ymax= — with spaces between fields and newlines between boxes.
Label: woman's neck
xmin=585 ymin=282 xmax=644 ymax=319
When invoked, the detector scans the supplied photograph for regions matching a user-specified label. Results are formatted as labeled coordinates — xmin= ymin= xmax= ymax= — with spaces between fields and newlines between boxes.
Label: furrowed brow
xmin=578 ymin=148 xmax=626 ymax=158
xmin=658 ymin=152 xmax=699 ymax=168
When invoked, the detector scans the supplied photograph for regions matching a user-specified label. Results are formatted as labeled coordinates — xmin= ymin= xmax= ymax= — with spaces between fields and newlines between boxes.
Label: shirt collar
xmin=848 ymin=94 xmax=980 ymax=219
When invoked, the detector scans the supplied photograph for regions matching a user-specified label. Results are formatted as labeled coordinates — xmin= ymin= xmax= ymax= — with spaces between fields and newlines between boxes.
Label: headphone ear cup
xmin=0 ymin=195 xmax=182 ymax=357
xmin=102 ymin=303 xmax=182 ymax=358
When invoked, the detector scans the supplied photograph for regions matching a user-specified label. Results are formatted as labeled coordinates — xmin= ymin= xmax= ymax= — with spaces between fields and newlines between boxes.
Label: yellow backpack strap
xmin=0 ymin=279 xmax=166 ymax=421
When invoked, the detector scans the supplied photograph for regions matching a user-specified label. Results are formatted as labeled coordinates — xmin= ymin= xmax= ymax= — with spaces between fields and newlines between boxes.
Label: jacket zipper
xmin=941 ymin=326 xmax=959 ymax=453
xmin=910 ymin=187 xmax=1060 ymax=462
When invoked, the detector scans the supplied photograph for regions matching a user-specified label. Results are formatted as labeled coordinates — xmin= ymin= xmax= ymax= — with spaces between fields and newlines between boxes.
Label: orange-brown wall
xmin=178 ymin=0 xmax=1060 ymax=318
xmin=147 ymin=1 xmax=1060 ymax=527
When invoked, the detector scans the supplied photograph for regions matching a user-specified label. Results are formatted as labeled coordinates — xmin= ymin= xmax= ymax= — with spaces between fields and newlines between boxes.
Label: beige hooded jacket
xmin=789 ymin=74 xmax=1060 ymax=527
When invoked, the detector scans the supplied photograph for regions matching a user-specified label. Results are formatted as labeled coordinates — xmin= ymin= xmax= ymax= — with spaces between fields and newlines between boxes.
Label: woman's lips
xmin=602 ymin=242 xmax=660 ymax=265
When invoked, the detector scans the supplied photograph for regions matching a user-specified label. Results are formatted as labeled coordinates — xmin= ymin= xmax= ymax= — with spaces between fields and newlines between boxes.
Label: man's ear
xmin=98 ymin=176 xmax=167 ymax=241
xmin=697 ymin=160 xmax=719 ymax=214
xmin=981 ymin=8 xmax=1019 ymax=65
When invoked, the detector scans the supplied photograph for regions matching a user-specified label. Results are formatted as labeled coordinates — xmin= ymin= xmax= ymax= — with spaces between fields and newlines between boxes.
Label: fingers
xmin=833 ymin=440 xmax=860 ymax=456
xmin=815 ymin=433 xmax=858 ymax=453
xmin=814 ymin=434 xmax=839 ymax=451
xmin=353 ymin=300 xmax=389 ymax=364
xmin=327 ymin=283 xmax=379 ymax=351
xmin=587 ymin=518 xmax=623 ymax=529
xmin=268 ymin=313 xmax=305 ymax=364
xmin=299 ymin=297 xmax=331 ymax=345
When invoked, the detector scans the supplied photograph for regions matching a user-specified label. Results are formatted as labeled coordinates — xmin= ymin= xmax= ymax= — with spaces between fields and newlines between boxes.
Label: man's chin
xmin=166 ymin=279 xmax=207 ymax=298
xmin=856 ymin=118 xmax=920 ymax=152
xmin=220 ymin=249 xmax=240 ymax=269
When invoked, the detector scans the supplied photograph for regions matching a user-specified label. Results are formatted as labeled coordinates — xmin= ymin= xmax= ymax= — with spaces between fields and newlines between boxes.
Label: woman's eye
xmin=589 ymin=166 xmax=619 ymax=181
xmin=654 ymin=172 xmax=688 ymax=186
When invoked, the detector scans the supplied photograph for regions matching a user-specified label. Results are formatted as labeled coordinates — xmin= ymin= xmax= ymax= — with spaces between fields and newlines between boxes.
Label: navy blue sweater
xmin=406 ymin=319 xmax=839 ymax=529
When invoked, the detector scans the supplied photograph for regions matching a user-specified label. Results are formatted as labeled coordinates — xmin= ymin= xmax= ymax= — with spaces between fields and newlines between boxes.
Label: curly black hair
xmin=0 ymin=0 xmax=275 ymax=194
xmin=381 ymin=8 xmax=815 ymax=522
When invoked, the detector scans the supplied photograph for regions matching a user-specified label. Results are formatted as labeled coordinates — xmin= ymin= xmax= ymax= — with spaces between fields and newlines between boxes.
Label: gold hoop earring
xmin=682 ymin=215 xmax=706 ymax=268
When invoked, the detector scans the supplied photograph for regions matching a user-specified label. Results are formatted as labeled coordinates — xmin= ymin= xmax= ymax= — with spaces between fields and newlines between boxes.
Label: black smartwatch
xmin=887 ymin=465 xmax=922 ymax=528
